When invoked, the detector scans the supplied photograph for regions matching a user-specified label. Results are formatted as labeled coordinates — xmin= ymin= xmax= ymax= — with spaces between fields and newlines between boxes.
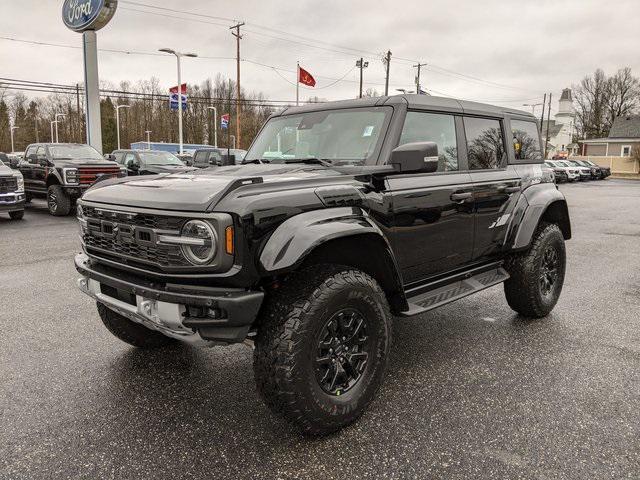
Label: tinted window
xmin=25 ymin=146 xmax=37 ymax=164
xmin=399 ymin=112 xmax=458 ymax=171
xmin=511 ymin=120 xmax=542 ymax=161
xmin=464 ymin=117 xmax=505 ymax=170
xmin=124 ymin=153 xmax=136 ymax=166
xmin=193 ymin=151 xmax=209 ymax=166
xmin=48 ymin=144 xmax=103 ymax=161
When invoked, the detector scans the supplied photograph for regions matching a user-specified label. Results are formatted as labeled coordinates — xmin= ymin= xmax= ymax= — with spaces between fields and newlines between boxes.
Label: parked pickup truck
xmin=0 ymin=156 xmax=25 ymax=220
xmin=75 ymin=95 xmax=571 ymax=435
xmin=20 ymin=143 xmax=122 ymax=216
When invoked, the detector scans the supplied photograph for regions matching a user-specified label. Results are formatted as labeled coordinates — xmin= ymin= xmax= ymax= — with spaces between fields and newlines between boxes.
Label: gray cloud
xmin=1 ymin=0 xmax=638 ymax=114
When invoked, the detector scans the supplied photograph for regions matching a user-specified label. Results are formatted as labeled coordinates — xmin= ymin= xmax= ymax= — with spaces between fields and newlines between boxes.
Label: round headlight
xmin=180 ymin=220 xmax=217 ymax=265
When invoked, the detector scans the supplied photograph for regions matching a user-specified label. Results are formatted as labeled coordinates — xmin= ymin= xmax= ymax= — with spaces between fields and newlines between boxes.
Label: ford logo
xmin=62 ymin=0 xmax=118 ymax=32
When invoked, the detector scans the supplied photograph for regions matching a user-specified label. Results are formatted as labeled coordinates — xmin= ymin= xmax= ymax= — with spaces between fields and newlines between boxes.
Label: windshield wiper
xmin=281 ymin=158 xmax=333 ymax=167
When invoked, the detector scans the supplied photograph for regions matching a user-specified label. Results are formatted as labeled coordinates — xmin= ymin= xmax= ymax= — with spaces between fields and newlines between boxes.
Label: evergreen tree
xmin=101 ymin=97 xmax=117 ymax=153
xmin=0 ymin=100 xmax=10 ymax=152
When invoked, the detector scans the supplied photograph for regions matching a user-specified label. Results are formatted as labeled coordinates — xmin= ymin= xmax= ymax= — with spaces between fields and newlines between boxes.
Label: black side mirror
xmin=38 ymin=156 xmax=49 ymax=167
xmin=104 ymin=154 xmax=116 ymax=161
xmin=9 ymin=158 xmax=20 ymax=169
xmin=390 ymin=142 xmax=439 ymax=173
xmin=125 ymin=159 xmax=139 ymax=170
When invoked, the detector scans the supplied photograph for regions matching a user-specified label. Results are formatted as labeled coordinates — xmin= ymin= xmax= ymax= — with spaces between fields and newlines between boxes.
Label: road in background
xmin=1 ymin=180 xmax=638 ymax=479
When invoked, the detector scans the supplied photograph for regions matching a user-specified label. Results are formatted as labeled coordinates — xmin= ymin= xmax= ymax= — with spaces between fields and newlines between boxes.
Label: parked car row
xmin=545 ymin=159 xmax=611 ymax=183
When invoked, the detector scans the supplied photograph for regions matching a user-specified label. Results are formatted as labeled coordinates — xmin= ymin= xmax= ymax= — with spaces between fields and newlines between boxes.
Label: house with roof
xmin=541 ymin=88 xmax=576 ymax=158
xmin=580 ymin=115 xmax=640 ymax=157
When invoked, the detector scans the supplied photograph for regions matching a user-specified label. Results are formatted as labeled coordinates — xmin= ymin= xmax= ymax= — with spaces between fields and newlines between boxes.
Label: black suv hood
xmin=81 ymin=163 xmax=349 ymax=211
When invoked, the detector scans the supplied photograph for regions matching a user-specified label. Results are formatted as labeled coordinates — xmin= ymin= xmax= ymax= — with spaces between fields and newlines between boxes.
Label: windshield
xmin=245 ymin=107 xmax=391 ymax=166
xmin=48 ymin=144 xmax=103 ymax=161
xmin=138 ymin=151 xmax=184 ymax=166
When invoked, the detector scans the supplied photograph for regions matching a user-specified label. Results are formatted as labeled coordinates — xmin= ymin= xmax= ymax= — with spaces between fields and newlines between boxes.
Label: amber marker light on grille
xmin=225 ymin=226 xmax=234 ymax=254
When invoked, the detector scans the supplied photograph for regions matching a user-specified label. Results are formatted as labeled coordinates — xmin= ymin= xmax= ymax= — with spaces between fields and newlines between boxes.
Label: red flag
xmin=169 ymin=83 xmax=187 ymax=94
xmin=298 ymin=66 xmax=316 ymax=87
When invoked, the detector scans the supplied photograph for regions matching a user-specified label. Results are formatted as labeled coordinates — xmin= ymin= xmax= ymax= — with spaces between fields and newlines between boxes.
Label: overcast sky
xmin=1 ymin=0 xmax=639 ymax=115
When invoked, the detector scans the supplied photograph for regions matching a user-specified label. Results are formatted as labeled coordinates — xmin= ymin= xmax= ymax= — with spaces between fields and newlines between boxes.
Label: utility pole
xmin=544 ymin=93 xmax=552 ymax=159
xmin=230 ymin=22 xmax=244 ymax=149
xmin=34 ymin=117 xmax=39 ymax=143
xmin=413 ymin=62 xmax=427 ymax=94
xmin=356 ymin=58 xmax=369 ymax=98
xmin=383 ymin=50 xmax=392 ymax=96
xmin=539 ymin=93 xmax=547 ymax=128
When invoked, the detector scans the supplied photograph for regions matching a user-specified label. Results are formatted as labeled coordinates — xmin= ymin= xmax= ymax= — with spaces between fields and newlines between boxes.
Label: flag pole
xmin=296 ymin=62 xmax=299 ymax=106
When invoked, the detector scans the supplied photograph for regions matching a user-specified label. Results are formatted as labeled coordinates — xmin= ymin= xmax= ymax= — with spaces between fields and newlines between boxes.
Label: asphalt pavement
xmin=0 ymin=179 xmax=638 ymax=479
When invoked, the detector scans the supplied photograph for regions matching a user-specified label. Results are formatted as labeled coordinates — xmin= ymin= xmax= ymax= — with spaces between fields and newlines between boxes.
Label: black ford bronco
xmin=75 ymin=95 xmax=570 ymax=435
xmin=20 ymin=143 xmax=122 ymax=216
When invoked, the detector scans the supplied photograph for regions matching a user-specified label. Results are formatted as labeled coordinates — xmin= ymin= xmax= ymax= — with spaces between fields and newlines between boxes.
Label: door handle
xmin=497 ymin=185 xmax=521 ymax=194
xmin=450 ymin=192 xmax=473 ymax=202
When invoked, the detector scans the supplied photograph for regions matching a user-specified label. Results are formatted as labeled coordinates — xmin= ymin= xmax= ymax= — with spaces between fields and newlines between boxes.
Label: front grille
xmin=78 ymin=166 xmax=121 ymax=185
xmin=0 ymin=176 xmax=17 ymax=194
xmin=82 ymin=207 xmax=190 ymax=269
xmin=83 ymin=206 xmax=185 ymax=230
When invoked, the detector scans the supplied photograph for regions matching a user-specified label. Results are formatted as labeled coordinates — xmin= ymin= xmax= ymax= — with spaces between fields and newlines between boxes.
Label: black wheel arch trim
xmin=508 ymin=184 xmax=571 ymax=251
xmin=259 ymin=207 xmax=408 ymax=312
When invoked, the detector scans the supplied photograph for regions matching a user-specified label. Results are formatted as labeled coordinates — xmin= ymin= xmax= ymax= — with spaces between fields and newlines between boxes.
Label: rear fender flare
xmin=509 ymin=184 xmax=571 ymax=250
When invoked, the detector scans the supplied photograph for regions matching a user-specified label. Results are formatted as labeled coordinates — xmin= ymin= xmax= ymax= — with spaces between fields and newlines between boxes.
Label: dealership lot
xmin=0 ymin=180 xmax=638 ymax=479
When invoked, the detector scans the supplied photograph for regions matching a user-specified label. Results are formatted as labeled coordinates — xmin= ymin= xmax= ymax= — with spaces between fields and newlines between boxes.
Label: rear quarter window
xmin=511 ymin=120 xmax=542 ymax=162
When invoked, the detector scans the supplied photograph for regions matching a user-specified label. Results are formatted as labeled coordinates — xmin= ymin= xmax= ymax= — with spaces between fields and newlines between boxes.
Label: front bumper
xmin=75 ymin=253 xmax=264 ymax=345
xmin=0 ymin=192 xmax=25 ymax=212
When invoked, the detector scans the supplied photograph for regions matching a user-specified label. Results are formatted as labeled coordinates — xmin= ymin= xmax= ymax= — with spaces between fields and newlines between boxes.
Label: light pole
xmin=145 ymin=130 xmax=152 ymax=150
xmin=55 ymin=113 xmax=66 ymax=143
xmin=230 ymin=135 xmax=236 ymax=149
xmin=10 ymin=125 xmax=18 ymax=153
xmin=523 ymin=103 xmax=543 ymax=115
xmin=50 ymin=120 xmax=57 ymax=142
xmin=159 ymin=48 xmax=198 ymax=154
xmin=207 ymin=106 xmax=217 ymax=147
xmin=114 ymin=103 xmax=130 ymax=150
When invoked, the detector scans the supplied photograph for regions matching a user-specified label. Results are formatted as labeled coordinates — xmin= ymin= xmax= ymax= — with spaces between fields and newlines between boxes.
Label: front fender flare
xmin=260 ymin=207 xmax=393 ymax=272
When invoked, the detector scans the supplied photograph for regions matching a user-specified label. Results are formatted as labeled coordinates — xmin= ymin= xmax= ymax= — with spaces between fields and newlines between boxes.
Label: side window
xmin=464 ymin=117 xmax=506 ymax=170
xmin=194 ymin=151 xmax=209 ymax=166
xmin=511 ymin=120 xmax=542 ymax=161
xmin=113 ymin=152 xmax=125 ymax=164
xmin=35 ymin=146 xmax=45 ymax=161
xmin=123 ymin=153 xmax=136 ymax=166
xmin=398 ymin=111 xmax=458 ymax=171
xmin=209 ymin=151 xmax=222 ymax=164
xmin=25 ymin=146 xmax=37 ymax=164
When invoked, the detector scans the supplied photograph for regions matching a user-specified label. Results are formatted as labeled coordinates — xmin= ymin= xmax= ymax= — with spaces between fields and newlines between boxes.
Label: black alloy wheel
xmin=539 ymin=246 xmax=560 ymax=297
xmin=315 ymin=308 xmax=371 ymax=396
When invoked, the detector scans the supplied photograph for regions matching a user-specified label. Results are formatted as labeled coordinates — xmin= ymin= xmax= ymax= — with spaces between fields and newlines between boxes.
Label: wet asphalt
xmin=0 ymin=179 xmax=638 ymax=479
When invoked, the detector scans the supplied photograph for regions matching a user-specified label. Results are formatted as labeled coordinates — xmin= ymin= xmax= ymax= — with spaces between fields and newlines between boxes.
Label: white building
xmin=541 ymin=88 xmax=577 ymax=158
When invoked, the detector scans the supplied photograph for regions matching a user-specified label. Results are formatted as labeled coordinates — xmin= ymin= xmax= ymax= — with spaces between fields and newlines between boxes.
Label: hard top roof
xmin=277 ymin=94 xmax=535 ymax=119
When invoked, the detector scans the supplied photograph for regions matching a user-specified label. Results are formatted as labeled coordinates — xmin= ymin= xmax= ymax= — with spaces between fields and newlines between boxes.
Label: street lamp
xmin=159 ymin=48 xmax=198 ymax=154
xmin=523 ymin=103 xmax=543 ymax=115
xmin=10 ymin=125 xmax=18 ymax=153
xmin=114 ymin=103 xmax=130 ymax=150
xmin=55 ymin=113 xmax=66 ymax=143
xmin=145 ymin=130 xmax=152 ymax=150
xmin=207 ymin=106 xmax=218 ymax=147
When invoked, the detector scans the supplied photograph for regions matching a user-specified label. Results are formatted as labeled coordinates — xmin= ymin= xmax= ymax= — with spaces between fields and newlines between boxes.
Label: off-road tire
xmin=9 ymin=210 xmax=24 ymax=220
xmin=47 ymin=185 xmax=71 ymax=216
xmin=24 ymin=193 xmax=32 ymax=203
xmin=504 ymin=222 xmax=566 ymax=318
xmin=254 ymin=265 xmax=392 ymax=436
xmin=97 ymin=302 xmax=176 ymax=348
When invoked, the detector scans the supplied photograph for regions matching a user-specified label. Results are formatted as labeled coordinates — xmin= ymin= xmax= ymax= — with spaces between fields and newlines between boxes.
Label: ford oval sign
xmin=62 ymin=0 xmax=118 ymax=32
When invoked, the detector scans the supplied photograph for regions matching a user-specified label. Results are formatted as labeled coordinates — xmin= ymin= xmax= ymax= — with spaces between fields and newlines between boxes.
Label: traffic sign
xmin=221 ymin=114 xmax=230 ymax=129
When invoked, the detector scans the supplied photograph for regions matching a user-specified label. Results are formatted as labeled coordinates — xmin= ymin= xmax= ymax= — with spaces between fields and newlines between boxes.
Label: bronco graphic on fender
xmin=75 ymin=95 xmax=571 ymax=435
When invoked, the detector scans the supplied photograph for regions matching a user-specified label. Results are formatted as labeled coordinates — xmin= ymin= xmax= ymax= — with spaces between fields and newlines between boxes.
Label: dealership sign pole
xmin=62 ymin=0 xmax=118 ymax=154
